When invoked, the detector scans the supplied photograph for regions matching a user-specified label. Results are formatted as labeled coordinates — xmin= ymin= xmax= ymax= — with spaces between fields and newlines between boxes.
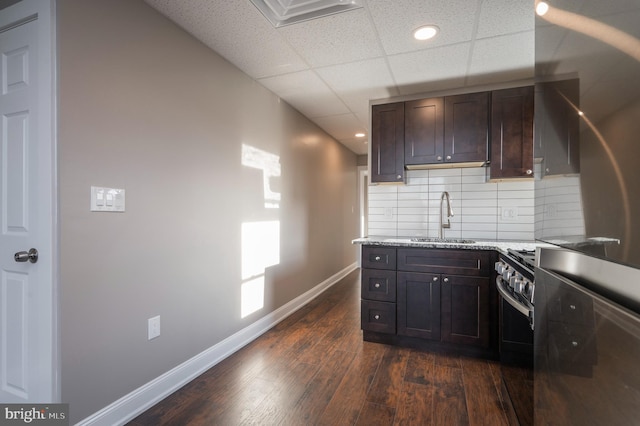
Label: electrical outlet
xmin=148 ymin=316 xmax=160 ymax=340
xmin=501 ymin=207 xmax=518 ymax=221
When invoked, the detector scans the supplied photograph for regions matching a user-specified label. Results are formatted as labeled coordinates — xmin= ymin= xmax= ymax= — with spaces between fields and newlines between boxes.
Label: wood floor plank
xmin=280 ymin=349 xmax=357 ymax=424
xmin=317 ymin=342 xmax=386 ymax=426
xmin=241 ymin=361 xmax=320 ymax=425
xmin=356 ymin=402 xmax=396 ymax=426
xmin=366 ymin=346 xmax=411 ymax=407
xmin=460 ymin=357 xmax=509 ymax=426
xmin=432 ymin=364 xmax=470 ymax=425
xmin=404 ymin=350 xmax=436 ymax=386
xmin=394 ymin=381 xmax=435 ymax=426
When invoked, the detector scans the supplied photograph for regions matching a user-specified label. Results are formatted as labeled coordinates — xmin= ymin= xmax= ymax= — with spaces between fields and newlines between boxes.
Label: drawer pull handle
xmin=375 ymin=256 xmax=381 ymax=261
xmin=374 ymin=314 xmax=380 ymax=320
xmin=374 ymin=283 xmax=381 ymax=288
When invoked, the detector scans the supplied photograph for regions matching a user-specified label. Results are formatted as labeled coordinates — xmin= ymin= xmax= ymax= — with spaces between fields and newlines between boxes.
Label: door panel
xmin=397 ymin=272 xmax=441 ymax=340
xmin=0 ymin=0 xmax=55 ymax=403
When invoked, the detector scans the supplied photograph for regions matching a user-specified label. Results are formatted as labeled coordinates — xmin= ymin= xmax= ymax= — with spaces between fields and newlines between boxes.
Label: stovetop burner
xmin=507 ymin=249 xmax=536 ymax=269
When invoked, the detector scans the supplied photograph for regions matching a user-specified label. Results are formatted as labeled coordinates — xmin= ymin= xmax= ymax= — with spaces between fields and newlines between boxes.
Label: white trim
xmin=76 ymin=262 xmax=358 ymax=426
xmin=357 ymin=166 xmax=368 ymax=268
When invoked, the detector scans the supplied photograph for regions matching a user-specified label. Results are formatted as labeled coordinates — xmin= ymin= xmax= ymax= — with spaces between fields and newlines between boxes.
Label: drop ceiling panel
xmin=367 ymin=0 xmax=480 ymax=55
xmin=387 ymin=43 xmax=470 ymax=95
xmin=146 ymin=0 xmax=309 ymax=78
xmin=277 ymin=8 xmax=384 ymax=67
xmin=467 ymin=32 xmax=534 ymax=86
xmin=316 ymin=58 xmax=399 ymax=117
xmin=313 ymin=113 xmax=365 ymax=140
xmin=258 ymin=70 xmax=350 ymax=118
xmin=476 ymin=0 xmax=534 ymax=39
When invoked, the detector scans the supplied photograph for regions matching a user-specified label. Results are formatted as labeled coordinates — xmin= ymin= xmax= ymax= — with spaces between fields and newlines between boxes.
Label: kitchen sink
xmin=410 ymin=237 xmax=476 ymax=244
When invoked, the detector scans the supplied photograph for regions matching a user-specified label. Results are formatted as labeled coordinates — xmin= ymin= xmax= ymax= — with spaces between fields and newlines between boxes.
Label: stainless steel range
xmin=495 ymin=249 xmax=535 ymax=329
xmin=495 ymin=249 xmax=536 ymax=426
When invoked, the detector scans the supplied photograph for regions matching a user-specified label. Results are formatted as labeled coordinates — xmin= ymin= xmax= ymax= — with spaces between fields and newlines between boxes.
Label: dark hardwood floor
xmin=128 ymin=270 xmax=522 ymax=425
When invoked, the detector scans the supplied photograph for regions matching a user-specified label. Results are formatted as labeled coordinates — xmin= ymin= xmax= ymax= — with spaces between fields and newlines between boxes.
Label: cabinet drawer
xmin=361 ymin=269 xmax=396 ymax=302
xmin=361 ymin=300 xmax=396 ymax=334
xmin=547 ymin=287 xmax=595 ymax=326
xmin=397 ymin=248 xmax=492 ymax=276
xmin=362 ymin=246 xmax=396 ymax=270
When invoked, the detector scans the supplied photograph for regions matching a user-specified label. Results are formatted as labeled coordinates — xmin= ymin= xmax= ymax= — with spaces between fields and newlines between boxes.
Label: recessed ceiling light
xmin=535 ymin=1 xmax=549 ymax=16
xmin=355 ymin=132 xmax=366 ymax=138
xmin=413 ymin=25 xmax=439 ymax=41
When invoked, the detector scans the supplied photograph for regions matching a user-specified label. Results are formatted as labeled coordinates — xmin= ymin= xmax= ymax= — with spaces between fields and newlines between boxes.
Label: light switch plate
xmin=91 ymin=186 xmax=125 ymax=212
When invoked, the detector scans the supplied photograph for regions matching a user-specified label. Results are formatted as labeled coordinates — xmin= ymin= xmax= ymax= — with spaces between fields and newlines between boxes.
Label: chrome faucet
xmin=439 ymin=191 xmax=454 ymax=238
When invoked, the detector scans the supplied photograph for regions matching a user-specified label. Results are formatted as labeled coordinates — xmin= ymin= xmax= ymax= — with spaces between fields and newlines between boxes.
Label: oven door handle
xmin=496 ymin=277 xmax=532 ymax=318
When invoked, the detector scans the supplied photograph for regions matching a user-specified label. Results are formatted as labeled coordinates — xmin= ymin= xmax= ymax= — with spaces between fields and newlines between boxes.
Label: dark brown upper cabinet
xmin=443 ymin=92 xmax=490 ymax=165
xmin=490 ymin=86 xmax=534 ymax=179
xmin=370 ymin=102 xmax=405 ymax=183
xmin=537 ymin=79 xmax=580 ymax=176
xmin=404 ymin=92 xmax=489 ymax=168
xmin=404 ymin=97 xmax=444 ymax=165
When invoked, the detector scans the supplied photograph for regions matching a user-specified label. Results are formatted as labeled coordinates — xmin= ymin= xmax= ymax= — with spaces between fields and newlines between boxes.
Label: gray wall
xmin=57 ymin=0 xmax=358 ymax=422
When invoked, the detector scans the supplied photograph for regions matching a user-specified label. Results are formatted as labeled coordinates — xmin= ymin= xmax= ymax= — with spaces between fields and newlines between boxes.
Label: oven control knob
xmin=509 ymin=274 xmax=521 ymax=291
xmin=495 ymin=262 xmax=506 ymax=274
xmin=503 ymin=268 xmax=514 ymax=281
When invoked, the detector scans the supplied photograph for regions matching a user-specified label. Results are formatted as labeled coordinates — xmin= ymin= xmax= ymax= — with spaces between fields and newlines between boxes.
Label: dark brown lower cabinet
xmin=441 ymin=275 xmax=491 ymax=348
xmin=397 ymin=272 xmax=441 ymax=340
xmin=361 ymin=245 xmax=498 ymax=359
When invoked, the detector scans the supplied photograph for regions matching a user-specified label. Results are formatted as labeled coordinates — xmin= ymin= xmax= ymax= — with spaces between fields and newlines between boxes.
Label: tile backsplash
xmin=368 ymin=167 xmax=535 ymax=241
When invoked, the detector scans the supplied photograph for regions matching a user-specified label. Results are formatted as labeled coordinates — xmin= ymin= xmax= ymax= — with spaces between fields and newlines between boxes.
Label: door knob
xmin=14 ymin=248 xmax=38 ymax=263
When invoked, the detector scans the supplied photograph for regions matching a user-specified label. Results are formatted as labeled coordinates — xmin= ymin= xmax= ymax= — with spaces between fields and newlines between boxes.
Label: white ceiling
xmin=144 ymin=0 xmax=535 ymax=155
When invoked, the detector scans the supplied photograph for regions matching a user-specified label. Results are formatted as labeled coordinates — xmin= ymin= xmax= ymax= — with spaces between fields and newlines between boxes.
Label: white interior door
xmin=0 ymin=0 xmax=56 ymax=403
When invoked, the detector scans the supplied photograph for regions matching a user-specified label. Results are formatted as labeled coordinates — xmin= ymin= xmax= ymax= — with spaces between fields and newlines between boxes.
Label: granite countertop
xmin=352 ymin=236 xmax=551 ymax=255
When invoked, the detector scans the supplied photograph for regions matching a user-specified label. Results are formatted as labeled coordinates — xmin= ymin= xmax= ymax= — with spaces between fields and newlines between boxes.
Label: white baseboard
xmin=76 ymin=263 xmax=358 ymax=426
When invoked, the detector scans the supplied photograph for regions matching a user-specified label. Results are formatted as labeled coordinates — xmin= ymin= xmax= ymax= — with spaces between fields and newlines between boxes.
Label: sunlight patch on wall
xmin=240 ymin=144 xmax=281 ymax=318
xmin=241 ymin=221 xmax=280 ymax=318
xmin=242 ymin=144 xmax=281 ymax=209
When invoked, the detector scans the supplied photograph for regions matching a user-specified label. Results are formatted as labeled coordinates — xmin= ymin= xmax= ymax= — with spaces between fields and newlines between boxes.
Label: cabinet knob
xmin=374 ymin=283 xmax=381 ymax=288
xmin=446 ymin=155 xmax=452 ymax=161
xmin=443 ymin=277 xmax=449 ymax=283
xmin=374 ymin=314 xmax=380 ymax=320
xmin=437 ymin=156 xmax=443 ymax=161
xmin=374 ymin=256 xmax=381 ymax=261
xmin=569 ymin=304 xmax=576 ymax=310
xmin=397 ymin=174 xmax=402 ymax=180
xmin=432 ymin=276 xmax=438 ymax=282
xmin=571 ymin=341 xmax=579 ymax=347
xmin=526 ymin=169 xmax=533 ymax=175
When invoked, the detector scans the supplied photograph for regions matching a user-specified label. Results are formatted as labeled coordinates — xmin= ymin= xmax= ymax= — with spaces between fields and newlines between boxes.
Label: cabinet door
xmin=405 ymin=97 xmax=444 ymax=165
xmin=441 ymin=275 xmax=490 ymax=348
xmin=538 ymin=79 xmax=580 ymax=176
xmin=490 ymin=86 xmax=534 ymax=179
xmin=371 ymin=102 xmax=405 ymax=183
xmin=444 ymin=92 xmax=489 ymax=163
xmin=397 ymin=272 xmax=441 ymax=340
